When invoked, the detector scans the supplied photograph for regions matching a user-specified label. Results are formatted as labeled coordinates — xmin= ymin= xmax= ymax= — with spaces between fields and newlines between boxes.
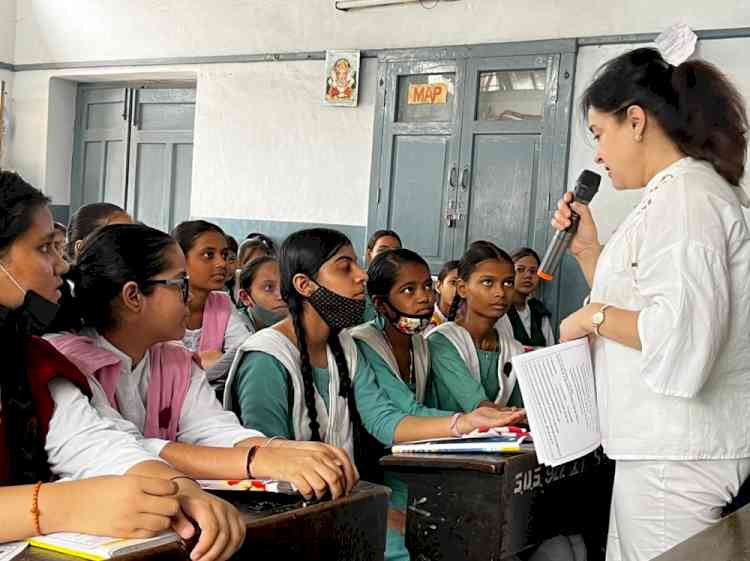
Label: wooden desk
xmin=19 ymin=482 xmax=389 ymax=561
xmin=653 ymin=503 xmax=750 ymax=561
xmin=381 ymin=450 xmax=614 ymax=561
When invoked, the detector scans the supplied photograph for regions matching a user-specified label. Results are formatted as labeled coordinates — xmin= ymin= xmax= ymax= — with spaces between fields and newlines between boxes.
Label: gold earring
xmin=635 ymin=134 xmax=643 ymax=142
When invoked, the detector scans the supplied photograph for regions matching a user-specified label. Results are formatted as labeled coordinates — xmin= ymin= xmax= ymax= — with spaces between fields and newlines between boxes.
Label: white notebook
xmin=512 ymin=338 xmax=601 ymax=466
xmin=28 ymin=532 xmax=180 ymax=561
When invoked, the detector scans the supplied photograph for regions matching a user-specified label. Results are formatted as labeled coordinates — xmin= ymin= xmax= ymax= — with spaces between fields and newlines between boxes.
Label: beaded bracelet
xmin=245 ymin=445 xmax=259 ymax=479
xmin=31 ymin=481 xmax=43 ymax=535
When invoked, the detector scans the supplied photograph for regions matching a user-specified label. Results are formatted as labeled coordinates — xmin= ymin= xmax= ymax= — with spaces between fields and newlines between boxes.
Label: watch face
xmin=592 ymin=312 xmax=604 ymax=325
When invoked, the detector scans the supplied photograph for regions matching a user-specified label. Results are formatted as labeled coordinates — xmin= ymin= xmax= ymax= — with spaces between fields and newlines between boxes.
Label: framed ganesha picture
xmin=323 ymin=50 xmax=360 ymax=107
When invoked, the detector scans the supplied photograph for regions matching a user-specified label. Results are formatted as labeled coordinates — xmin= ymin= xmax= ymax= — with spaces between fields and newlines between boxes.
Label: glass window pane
xmin=397 ymin=73 xmax=455 ymax=123
xmin=477 ymin=69 xmax=547 ymax=121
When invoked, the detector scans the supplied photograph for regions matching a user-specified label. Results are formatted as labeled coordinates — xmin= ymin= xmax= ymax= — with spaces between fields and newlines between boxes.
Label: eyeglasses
xmin=141 ymin=276 xmax=190 ymax=303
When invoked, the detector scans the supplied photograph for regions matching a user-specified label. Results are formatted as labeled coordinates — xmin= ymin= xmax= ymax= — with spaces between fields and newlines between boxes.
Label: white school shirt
xmin=35 ymin=380 xmax=165 ymax=480
xmin=48 ymin=330 xmax=264 ymax=458
xmin=590 ymin=157 xmax=750 ymax=460
xmin=183 ymin=308 xmax=254 ymax=382
xmin=496 ymin=306 xmax=556 ymax=347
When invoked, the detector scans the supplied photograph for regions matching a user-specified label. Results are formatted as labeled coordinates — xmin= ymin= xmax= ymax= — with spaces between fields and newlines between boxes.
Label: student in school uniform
xmin=171 ymin=221 xmax=253 ymax=384
xmin=429 ymin=259 xmax=458 ymax=330
xmin=236 ymin=256 xmax=288 ymax=332
xmin=224 ymin=235 xmax=240 ymax=304
xmin=352 ymin=249 xmax=497 ymax=560
xmin=363 ymin=230 xmax=403 ymax=322
xmin=65 ymin=202 xmax=133 ymax=262
xmin=238 ymin=234 xmax=275 ymax=268
xmin=47 ymin=222 xmax=357 ymax=504
xmin=499 ymin=248 xmax=556 ymax=347
xmin=0 ymin=172 xmax=246 ymax=560
xmin=426 ymin=241 xmax=526 ymax=413
xmin=52 ymin=222 xmax=66 ymax=260
xmin=224 ymin=229 xmax=523 ymax=561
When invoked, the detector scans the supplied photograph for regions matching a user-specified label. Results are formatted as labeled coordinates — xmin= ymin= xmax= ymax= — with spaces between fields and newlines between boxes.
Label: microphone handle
xmin=538 ymin=213 xmax=581 ymax=280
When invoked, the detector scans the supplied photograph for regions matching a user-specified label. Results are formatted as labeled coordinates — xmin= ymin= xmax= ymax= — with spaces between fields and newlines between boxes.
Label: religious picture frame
xmin=323 ymin=50 xmax=360 ymax=107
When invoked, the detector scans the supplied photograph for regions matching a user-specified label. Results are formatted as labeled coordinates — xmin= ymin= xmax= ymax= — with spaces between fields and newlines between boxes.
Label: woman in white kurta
xmin=554 ymin=48 xmax=750 ymax=561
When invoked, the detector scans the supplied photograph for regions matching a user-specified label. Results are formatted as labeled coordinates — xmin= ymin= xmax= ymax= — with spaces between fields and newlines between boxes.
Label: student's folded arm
xmin=45 ymin=379 xmax=166 ymax=480
xmin=351 ymin=354 xmax=409 ymax=446
xmin=428 ymin=333 xmax=488 ymax=412
xmin=356 ymin=342 xmax=452 ymax=417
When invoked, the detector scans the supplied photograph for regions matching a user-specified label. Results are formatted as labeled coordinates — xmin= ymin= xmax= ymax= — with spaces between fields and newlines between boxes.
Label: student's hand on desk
xmin=252 ymin=442 xmax=359 ymax=500
xmin=55 ymin=475 xmax=181 ymax=538
xmin=171 ymin=478 xmax=245 ymax=561
xmin=196 ymin=350 xmax=223 ymax=371
xmin=552 ymin=192 xmax=600 ymax=258
xmin=457 ymin=407 xmax=526 ymax=433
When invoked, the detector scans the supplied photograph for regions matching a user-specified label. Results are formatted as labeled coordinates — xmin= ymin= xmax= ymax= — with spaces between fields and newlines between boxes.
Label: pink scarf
xmin=49 ymin=334 xmax=194 ymax=441
xmin=198 ymin=291 xmax=232 ymax=353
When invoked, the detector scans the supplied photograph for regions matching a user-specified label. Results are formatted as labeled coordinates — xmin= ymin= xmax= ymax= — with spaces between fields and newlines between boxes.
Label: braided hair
xmin=279 ymin=228 xmax=379 ymax=475
xmin=448 ymin=241 xmax=513 ymax=321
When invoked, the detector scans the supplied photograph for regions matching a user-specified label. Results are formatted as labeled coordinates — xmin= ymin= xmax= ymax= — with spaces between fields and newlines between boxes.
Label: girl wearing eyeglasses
xmin=46 ymin=223 xmax=359 ymax=505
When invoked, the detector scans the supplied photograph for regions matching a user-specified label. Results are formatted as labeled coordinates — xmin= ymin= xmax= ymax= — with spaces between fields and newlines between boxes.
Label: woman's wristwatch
xmin=592 ymin=304 xmax=611 ymax=337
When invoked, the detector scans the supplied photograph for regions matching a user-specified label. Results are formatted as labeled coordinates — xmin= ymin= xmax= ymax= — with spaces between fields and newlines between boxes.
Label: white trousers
xmin=606 ymin=459 xmax=750 ymax=561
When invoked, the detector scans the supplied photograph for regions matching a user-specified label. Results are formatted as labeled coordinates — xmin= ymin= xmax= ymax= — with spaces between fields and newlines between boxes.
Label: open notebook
xmin=27 ymin=532 xmax=180 ymax=561
xmin=511 ymin=337 xmax=601 ymax=466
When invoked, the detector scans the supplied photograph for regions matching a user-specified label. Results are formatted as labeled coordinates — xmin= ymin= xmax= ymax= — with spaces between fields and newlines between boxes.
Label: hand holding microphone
xmin=538 ymin=171 xmax=601 ymax=281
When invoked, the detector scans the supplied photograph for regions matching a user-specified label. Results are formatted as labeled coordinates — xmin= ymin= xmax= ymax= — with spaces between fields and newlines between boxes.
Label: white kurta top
xmin=590 ymin=157 xmax=750 ymax=460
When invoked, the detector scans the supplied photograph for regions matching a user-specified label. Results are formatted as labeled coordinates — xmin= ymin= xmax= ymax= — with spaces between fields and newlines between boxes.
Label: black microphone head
xmin=574 ymin=170 xmax=601 ymax=204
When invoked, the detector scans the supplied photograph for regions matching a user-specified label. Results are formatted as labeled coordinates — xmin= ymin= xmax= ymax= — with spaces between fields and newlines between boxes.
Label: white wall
xmin=7 ymin=0 xmax=750 ymax=230
xmin=13 ymin=0 xmax=750 ymax=64
xmin=568 ymin=37 xmax=750 ymax=242
xmin=0 ymin=70 xmax=13 ymax=169
xmin=0 ymin=0 xmax=16 ymax=63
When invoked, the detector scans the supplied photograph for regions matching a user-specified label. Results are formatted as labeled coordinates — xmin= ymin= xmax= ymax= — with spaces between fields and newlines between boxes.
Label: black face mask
xmin=0 ymin=262 xmax=60 ymax=335
xmin=307 ymin=284 xmax=366 ymax=330
xmin=13 ymin=289 xmax=60 ymax=335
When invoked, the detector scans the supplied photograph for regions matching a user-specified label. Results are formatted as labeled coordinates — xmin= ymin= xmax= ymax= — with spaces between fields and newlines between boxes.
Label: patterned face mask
xmin=383 ymin=300 xmax=432 ymax=336
xmin=307 ymin=283 xmax=366 ymax=330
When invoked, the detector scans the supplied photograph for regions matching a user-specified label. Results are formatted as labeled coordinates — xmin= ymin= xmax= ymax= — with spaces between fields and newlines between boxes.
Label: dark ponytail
xmin=58 ymin=223 xmax=177 ymax=332
xmin=582 ymin=47 xmax=748 ymax=186
xmin=448 ymin=241 xmax=513 ymax=321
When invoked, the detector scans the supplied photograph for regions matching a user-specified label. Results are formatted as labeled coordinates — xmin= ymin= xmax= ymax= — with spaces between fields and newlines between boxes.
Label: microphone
xmin=537 ymin=170 xmax=601 ymax=281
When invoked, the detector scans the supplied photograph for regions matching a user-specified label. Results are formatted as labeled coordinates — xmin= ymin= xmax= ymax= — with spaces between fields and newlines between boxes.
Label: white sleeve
xmin=204 ymin=310 xmax=254 ymax=382
xmin=635 ymin=181 xmax=731 ymax=398
xmin=45 ymin=379 xmax=166 ymax=480
xmin=636 ymin=240 xmax=729 ymax=398
xmin=176 ymin=364 xmax=265 ymax=447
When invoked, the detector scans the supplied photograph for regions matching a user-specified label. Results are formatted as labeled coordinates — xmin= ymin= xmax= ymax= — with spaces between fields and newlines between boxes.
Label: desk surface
xmin=654 ymin=503 xmax=750 ymax=561
xmin=19 ymin=482 xmax=389 ymax=561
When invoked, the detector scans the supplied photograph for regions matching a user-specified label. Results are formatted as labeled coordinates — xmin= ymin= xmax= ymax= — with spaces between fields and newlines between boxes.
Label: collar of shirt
xmin=85 ymin=328 xmax=150 ymax=373
xmin=641 ymin=156 xmax=692 ymax=200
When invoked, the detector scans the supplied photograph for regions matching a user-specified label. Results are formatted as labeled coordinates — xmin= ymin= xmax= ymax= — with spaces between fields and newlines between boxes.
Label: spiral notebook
xmin=391 ymin=434 xmax=532 ymax=454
